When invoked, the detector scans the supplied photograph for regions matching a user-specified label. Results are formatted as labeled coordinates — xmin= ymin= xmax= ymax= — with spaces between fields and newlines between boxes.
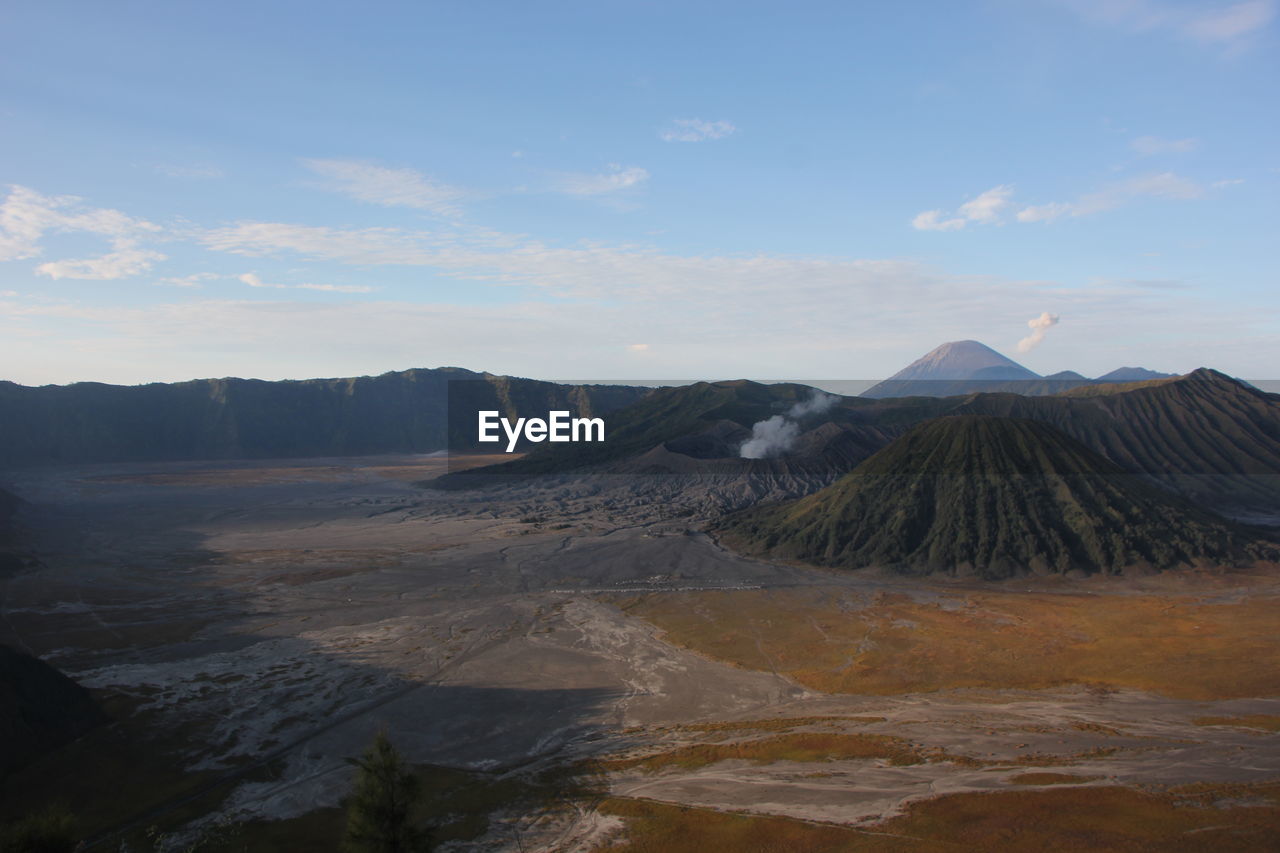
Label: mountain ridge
xmin=0 ymin=367 xmax=653 ymax=467
xmin=718 ymin=415 xmax=1276 ymax=579
xmin=862 ymin=340 xmax=1174 ymax=398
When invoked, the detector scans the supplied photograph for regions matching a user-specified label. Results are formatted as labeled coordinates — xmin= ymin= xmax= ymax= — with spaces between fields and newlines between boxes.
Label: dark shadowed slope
xmin=1 ymin=645 xmax=106 ymax=775
xmin=718 ymin=416 xmax=1275 ymax=580
xmin=0 ymin=486 xmax=29 ymax=576
xmin=0 ymin=368 xmax=651 ymax=467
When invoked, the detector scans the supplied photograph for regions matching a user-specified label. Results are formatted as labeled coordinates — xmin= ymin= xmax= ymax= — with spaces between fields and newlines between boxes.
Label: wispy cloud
xmin=958 ymin=185 xmax=1014 ymax=224
xmin=917 ymin=174 xmax=1203 ymax=230
xmin=912 ymin=185 xmax=1012 ymax=231
xmin=207 ymin=220 xmax=1002 ymax=304
xmin=302 ymin=159 xmax=467 ymax=215
xmin=155 ymin=163 xmax=225 ymax=180
xmin=238 ymin=272 xmax=374 ymax=293
xmin=1055 ymin=0 xmax=1275 ymax=49
xmin=38 ymin=249 xmax=167 ymax=281
xmin=1131 ymin=135 xmax=1199 ymax=155
xmin=659 ymin=118 xmax=738 ymax=142
xmin=1015 ymin=202 xmax=1074 ymax=223
xmin=553 ymin=164 xmax=649 ymax=196
xmin=911 ymin=210 xmax=967 ymax=232
xmin=0 ymin=185 xmax=166 ymax=279
xmin=1185 ymin=0 xmax=1275 ymax=41
xmin=1017 ymin=172 xmax=1202 ymax=222
xmin=156 ymin=273 xmax=220 ymax=288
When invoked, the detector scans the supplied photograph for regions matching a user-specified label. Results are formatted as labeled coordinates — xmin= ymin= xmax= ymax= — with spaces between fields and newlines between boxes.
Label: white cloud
xmin=1074 ymin=172 xmax=1202 ymax=214
xmin=912 ymin=185 xmax=1012 ymax=230
xmin=554 ymin=164 xmax=649 ymax=196
xmin=1055 ymin=0 xmax=1274 ymax=48
xmin=0 ymin=185 xmax=166 ymax=279
xmin=659 ymin=119 xmax=738 ymax=142
xmin=1017 ymin=311 xmax=1060 ymax=352
xmin=911 ymin=209 xmax=967 ymax=231
xmin=958 ymin=185 xmax=1013 ymax=224
xmin=1131 ymin=135 xmax=1199 ymax=155
xmin=238 ymin=272 xmax=374 ymax=293
xmin=1015 ymin=202 xmax=1072 ymax=223
xmin=206 ymin=220 xmax=981 ymax=304
xmin=923 ymin=174 xmax=1203 ymax=230
xmin=1184 ymin=0 xmax=1275 ymax=41
xmin=156 ymin=273 xmax=220 ymax=288
xmin=302 ymin=159 xmax=467 ymax=215
xmin=1212 ymin=178 xmax=1245 ymax=187
xmin=627 ymin=343 xmax=650 ymax=352
xmin=1017 ymin=172 xmax=1202 ymax=222
xmin=38 ymin=248 xmax=166 ymax=280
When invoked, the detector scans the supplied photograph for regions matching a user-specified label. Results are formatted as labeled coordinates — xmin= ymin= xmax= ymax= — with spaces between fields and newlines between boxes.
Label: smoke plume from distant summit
xmin=739 ymin=391 xmax=837 ymax=458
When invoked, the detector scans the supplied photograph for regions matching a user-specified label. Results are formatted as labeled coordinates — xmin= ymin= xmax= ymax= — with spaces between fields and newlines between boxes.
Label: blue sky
xmin=1 ymin=0 xmax=1277 ymax=385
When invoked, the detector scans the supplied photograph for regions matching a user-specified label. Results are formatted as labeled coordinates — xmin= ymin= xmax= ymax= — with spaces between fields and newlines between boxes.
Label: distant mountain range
xmin=861 ymin=340 xmax=1173 ymax=398
xmin=0 ymin=368 xmax=651 ymax=467
xmin=446 ymin=368 xmax=1280 ymax=513
xmin=0 ymin=346 xmax=1188 ymax=468
xmin=717 ymin=415 xmax=1275 ymax=579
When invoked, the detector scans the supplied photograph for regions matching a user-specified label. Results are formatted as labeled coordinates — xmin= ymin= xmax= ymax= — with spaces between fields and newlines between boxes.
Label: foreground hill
xmin=0 ymin=487 xmax=26 ymax=576
xmin=0 ymin=368 xmax=650 ymax=467
xmin=718 ymin=416 xmax=1274 ymax=579
xmin=1 ymin=645 xmax=106 ymax=775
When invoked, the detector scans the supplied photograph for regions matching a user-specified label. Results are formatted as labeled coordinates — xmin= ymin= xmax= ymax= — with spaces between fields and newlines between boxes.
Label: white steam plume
xmin=739 ymin=415 xmax=800 ymax=459
xmin=739 ymin=391 xmax=838 ymax=459
xmin=786 ymin=390 xmax=837 ymax=419
xmin=1016 ymin=312 xmax=1059 ymax=353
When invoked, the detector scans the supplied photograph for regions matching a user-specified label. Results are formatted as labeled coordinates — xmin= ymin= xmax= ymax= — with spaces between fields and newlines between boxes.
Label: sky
xmin=1 ymin=0 xmax=1277 ymax=386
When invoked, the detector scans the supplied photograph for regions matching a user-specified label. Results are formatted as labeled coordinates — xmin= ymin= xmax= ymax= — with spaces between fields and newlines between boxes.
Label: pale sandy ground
xmin=2 ymin=456 xmax=1278 ymax=851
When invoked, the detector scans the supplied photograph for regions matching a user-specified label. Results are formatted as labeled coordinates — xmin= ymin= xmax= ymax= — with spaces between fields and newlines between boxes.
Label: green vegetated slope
xmin=0 ymin=368 xmax=650 ymax=466
xmin=958 ymin=369 xmax=1280 ymax=506
xmin=718 ymin=415 xmax=1275 ymax=579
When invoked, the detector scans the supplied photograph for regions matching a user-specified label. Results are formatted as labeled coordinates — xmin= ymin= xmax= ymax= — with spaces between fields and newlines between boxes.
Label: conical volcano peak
xmin=862 ymin=340 xmax=1040 ymax=398
xmin=889 ymin=340 xmax=1038 ymax=382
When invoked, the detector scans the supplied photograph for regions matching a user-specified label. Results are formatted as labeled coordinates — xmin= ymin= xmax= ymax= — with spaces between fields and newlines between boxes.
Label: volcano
xmin=718 ymin=415 xmax=1274 ymax=579
xmin=862 ymin=340 xmax=1041 ymax=398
